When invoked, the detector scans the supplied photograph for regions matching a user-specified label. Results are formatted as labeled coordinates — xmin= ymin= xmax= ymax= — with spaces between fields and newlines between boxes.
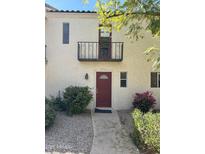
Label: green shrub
xmin=49 ymin=91 xmax=67 ymax=111
xmin=132 ymin=109 xmax=160 ymax=154
xmin=63 ymin=86 xmax=93 ymax=115
xmin=45 ymin=97 xmax=56 ymax=129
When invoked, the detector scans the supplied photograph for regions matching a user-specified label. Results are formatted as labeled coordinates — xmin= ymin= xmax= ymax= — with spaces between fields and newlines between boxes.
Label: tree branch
xmin=105 ymin=11 xmax=160 ymax=19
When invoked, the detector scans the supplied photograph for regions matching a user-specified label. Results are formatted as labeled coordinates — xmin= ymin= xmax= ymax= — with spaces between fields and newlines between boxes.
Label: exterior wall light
xmin=85 ymin=73 xmax=89 ymax=80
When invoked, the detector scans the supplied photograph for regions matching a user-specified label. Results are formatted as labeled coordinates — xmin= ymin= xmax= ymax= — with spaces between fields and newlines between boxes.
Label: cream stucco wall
xmin=45 ymin=12 xmax=160 ymax=110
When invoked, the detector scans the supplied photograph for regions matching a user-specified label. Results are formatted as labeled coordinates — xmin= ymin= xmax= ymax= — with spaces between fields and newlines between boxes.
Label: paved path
xmin=45 ymin=152 xmax=77 ymax=154
xmin=46 ymin=152 xmax=85 ymax=154
xmin=90 ymin=110 xmax=139 ymax=154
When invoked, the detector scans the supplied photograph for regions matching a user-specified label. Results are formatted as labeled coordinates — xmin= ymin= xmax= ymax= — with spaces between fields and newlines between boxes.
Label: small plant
xmin=63 ymin=86 xmax=93 ymax=115
xmin=132 ymin=91 xmax=156 ymax=113
xmin=49 ymin=91 xmax=67 ymax=111
xmin=45 ymin=97 xmax=56 ymax=129
xmin=132 ymin=109 xmax=160 ymax=154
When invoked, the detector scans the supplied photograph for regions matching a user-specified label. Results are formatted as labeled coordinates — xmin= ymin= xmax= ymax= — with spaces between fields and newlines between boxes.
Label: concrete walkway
xmin=90 ymin=110 xmax=139 ymax=154
xmin=45 ymin=152 xmax=77 ymax=154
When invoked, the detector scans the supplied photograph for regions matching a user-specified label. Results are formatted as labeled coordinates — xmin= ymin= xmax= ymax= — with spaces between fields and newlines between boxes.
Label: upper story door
xmin=99 ymin=25 xmax=112 ymax=60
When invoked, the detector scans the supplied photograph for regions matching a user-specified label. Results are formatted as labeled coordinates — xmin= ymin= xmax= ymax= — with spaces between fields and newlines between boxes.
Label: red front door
xmin=96 ymin=72 xmax=112 ymax=107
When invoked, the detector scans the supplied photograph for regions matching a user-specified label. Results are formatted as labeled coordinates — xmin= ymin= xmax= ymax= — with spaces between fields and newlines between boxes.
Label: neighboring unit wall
xmin=45 ymin=12 xmax=160 ymax=110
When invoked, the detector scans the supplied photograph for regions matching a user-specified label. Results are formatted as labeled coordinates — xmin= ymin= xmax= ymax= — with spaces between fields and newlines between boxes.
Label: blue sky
xmin=45 ymin=0 xmax=97 ymax=11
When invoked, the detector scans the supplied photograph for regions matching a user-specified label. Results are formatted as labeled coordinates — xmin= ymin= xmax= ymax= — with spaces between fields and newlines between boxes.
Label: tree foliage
xmin=95 ymin=0 xmax=160 ymax=70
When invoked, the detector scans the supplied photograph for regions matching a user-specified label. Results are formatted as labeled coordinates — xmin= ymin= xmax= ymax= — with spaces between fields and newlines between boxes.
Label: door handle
xmin=96 ymin=88 xmax=98 ymax=94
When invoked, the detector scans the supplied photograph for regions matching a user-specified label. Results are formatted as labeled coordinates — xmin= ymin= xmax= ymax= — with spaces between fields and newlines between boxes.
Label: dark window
xmin=63 ymin=23 xmax=69 ymax=44
xmin=99 ymin=25 xmax=111 ymax=59
xmin=120 ymin=72 xmax=127 ymax=87
xmin=151 ymin=72 xmax=160 ymax=88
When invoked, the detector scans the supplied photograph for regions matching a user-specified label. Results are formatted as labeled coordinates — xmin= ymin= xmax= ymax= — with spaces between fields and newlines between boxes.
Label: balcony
xmin=78 ymin=42 xmax=123 ymax=61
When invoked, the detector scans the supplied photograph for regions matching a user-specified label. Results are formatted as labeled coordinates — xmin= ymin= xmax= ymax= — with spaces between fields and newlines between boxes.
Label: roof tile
xmin=48 ymin=10 xmax=96 ymax=13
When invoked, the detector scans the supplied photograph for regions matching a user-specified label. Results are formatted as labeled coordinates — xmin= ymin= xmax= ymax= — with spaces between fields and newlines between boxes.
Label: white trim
xmin=46 ymin=12 xmax=98 ymax=19
xmin=120 ymin=71 xmax=128 ymax=88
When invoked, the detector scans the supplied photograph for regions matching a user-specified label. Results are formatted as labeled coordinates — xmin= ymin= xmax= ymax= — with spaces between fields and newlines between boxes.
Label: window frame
xmin=151 ymin=72 xmax=160 ymax=88
xmin=63 ymin=22 xmax=69 ymax=44
xmin=120 ymin=72 xmax=127 ymax=88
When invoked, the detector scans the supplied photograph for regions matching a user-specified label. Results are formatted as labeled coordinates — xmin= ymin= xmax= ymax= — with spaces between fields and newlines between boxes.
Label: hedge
xmin=132 ymin=109 xmax=160 ymax=153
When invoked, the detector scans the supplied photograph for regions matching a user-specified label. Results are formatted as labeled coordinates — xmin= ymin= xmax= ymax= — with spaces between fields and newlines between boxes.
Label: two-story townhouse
xmin=45 ymin=9 xmax=160 ymax=110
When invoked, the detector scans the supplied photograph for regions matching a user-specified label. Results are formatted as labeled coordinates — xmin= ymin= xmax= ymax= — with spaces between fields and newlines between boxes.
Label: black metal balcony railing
xmin=78 ymin=42 xmax=123 ymax=61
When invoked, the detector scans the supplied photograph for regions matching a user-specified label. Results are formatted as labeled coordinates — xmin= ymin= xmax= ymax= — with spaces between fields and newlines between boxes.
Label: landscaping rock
xmin=45 ymin=111 xmax=93 ymax=154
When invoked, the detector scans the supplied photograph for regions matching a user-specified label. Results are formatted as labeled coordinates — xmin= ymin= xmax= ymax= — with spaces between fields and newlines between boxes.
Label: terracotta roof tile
xmin=48 ymin=10 xmax=96 ymax=13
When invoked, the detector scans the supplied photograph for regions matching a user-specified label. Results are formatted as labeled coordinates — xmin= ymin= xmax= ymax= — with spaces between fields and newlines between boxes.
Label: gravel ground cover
xmin=45 ymin=111 xmax=93 ymax=154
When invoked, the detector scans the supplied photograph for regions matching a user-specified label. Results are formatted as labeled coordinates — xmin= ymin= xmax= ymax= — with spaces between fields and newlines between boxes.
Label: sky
xmin=45 ymin=0 xmax=97 ymax=11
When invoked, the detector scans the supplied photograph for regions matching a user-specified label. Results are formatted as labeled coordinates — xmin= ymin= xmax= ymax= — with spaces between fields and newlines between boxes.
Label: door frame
xmin=96 ymin=72 xmax=112 ymax=108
